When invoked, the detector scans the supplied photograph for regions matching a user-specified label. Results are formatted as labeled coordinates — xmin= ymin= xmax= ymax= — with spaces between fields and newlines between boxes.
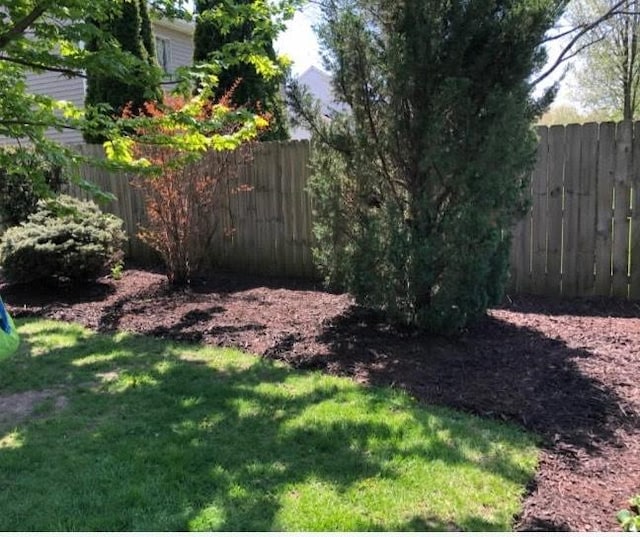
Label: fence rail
xmin=62 ymin=123 xmax=640 ymax=298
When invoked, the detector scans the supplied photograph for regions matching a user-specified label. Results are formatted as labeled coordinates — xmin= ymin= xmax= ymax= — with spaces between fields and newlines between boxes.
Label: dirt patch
xmin=2 ymin=269 xmax=639 ymax=531
xmin=0 ymin=390 xmax=68 ymax=431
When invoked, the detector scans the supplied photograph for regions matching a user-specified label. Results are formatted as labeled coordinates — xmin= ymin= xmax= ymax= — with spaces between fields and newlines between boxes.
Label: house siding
xmin=290 ymin=66 xmax=338 ymax=140
xmin=0 ymin=19 xmax=194 ymax=146
xmin=27 ymin=71 xmax=86 ymax=144
xmin=152 ymin=22 xmax=194 ymax=79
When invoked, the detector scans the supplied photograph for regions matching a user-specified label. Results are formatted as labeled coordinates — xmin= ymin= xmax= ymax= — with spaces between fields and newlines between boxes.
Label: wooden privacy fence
xmin=65 ymin=124 xmax=640 ymax=298
xmin=66 ymin=141 xmax=316 ymax=279
xmin=509 ymin=121 xmax=640 ymax=299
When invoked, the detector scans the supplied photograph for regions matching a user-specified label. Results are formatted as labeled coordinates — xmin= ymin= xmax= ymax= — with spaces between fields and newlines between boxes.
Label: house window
xmin=155 ymin=37 xmax=171 ymax=73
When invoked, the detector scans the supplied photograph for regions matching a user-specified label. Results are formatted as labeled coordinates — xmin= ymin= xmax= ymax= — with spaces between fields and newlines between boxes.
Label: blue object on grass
xmin=0 ymin=296 xmax=19 ymax=359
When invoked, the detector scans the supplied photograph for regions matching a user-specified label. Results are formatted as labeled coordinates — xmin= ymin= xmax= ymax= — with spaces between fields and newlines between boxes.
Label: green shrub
xmin=618 ymin=494 xmax=640 ymax=532
xmin=0 ymin=147 xmax=66 ymax=228
xmin=293 ymin=0 xmax=550 ymax=334
xmin=0 ymin=195 xmax=127 ymax=284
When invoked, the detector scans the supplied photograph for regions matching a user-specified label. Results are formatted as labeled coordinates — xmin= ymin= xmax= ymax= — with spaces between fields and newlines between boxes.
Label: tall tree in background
xmin=193 ymin=0 xmax=289 ymax=140
xmin=290 ymin=0 xmax=565 ymax=334
xmin=567 ymin=0 xmax=640 ymax=120
xmin=84 ymin=0 xmax=162 ymax=143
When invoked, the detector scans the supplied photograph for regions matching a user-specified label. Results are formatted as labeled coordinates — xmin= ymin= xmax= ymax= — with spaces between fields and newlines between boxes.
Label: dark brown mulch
xmin=2 ymin=268 xmax=639 ymax=532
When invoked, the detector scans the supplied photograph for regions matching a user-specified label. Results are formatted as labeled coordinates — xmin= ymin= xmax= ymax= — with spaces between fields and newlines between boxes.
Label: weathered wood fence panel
xmin=509 ymin=121 xmax=640 ymax=299
xmin=65 ymin=141 xmax=316 ymax=279
xmin=61 ymin=123 xmax=640 ymax=298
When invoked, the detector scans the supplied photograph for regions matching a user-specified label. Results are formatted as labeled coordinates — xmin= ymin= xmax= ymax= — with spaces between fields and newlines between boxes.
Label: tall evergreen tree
xmin=193 ymin=0 xmax=289 ymax=140
xmin=290 ymin=0 xmax=565 ymax=334
xmin=84 ymin=0 xmax=162 ymax=143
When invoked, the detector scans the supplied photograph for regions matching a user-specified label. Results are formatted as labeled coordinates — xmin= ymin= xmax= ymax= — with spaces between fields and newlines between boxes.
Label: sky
xmin=274 ymin=5 xmax=324 ymax=76
xmin=273 ymin=4 xmax=573 ymax=102
xmin=186 ymin=1 xmax=572 ymax=103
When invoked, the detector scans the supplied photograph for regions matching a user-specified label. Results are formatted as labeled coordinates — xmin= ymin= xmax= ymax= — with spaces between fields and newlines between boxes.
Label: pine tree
xmin=84 ymin=0 xmax=161 ymax=143
xmin=290 ymin=0 xmax=563 ymax=334
xmin=193 ymin=0 xmax=289 ymax=140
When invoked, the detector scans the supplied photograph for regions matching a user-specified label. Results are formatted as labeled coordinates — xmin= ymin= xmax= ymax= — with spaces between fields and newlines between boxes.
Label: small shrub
xmin=0 ymin=147 xmax=66 ymax=228
xmin=0 ymin=195 xmax=127 ymax=284
xmin=110 ymin=260 xmax=124 ymax=280
xmin=618 ymin=494 xmax=640 ymax=532
xmin=125 ymin=96 xmax=260 ymax=286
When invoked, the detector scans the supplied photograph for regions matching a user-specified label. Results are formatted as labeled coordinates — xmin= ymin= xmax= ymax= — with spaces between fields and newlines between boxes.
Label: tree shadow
xmin=289 ymin=305 xmax=638 ymax=452
xmin=0 ymin=320 xmax=536 ymax=531
xmin=501 ymin=293 xmax=640 ymax=319
xmin=181 ymin=269 xmax=325 ymax=295
xmin=1 ymin=279 xmax=116 ymax=313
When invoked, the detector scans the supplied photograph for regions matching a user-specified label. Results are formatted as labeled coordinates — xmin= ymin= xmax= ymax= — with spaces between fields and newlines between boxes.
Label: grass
xmin=0 ymin=318 xmax=539 ymax=531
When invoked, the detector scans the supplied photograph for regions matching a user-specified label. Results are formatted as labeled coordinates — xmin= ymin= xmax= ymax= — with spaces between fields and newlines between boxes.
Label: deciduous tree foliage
xmin=0 ymin=0 xmax=182 ymax=174
xmin=567 ymin=0 xmax=640 ymax=120
xmin=0 ymin=0 xmax=299 ymax=180
xmin=194 ymin=0 xmax=299 ymax=140
xmin=290 ymin=0 xmax=565 ymax=334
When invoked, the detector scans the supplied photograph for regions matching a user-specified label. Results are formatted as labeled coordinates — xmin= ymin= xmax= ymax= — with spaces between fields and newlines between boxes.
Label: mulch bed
xmin=2 ymin=268 xmax=639 ymax=531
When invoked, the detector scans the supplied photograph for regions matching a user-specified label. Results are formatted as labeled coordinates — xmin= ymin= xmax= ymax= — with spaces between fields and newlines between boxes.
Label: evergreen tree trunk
xmin=139 ymin=0 xmax=158 ymax=68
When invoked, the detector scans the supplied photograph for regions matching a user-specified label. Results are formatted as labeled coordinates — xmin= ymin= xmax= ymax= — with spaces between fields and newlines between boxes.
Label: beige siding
xmin=152 ymin=22 xmax=194 ymax=78
xmin=27 ymin=71 xmax=85 ymax=145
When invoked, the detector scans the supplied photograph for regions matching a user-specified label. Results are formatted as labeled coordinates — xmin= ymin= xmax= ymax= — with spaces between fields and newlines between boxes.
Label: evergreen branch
xmin=351 ymin=37 xmax=404 ymax=209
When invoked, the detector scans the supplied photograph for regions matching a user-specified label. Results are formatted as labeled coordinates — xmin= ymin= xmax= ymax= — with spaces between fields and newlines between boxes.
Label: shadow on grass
xmin=0 ymin=319 xmax=536 ymax=531
xmin=287 ymin=305 xmax=638 ymax=452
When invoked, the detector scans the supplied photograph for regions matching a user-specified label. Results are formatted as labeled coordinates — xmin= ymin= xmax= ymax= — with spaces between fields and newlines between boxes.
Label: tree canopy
xmin=0 ymin=0 xmax=300 ymax=180
xmin=193 ymin=0 xmax=302 ymax=140
xmin=84 ymin=0 xmax=162 ymax=143
xmin=290 ymin=0 xmax=566 ymax=333
xmin=566 ymin=0 xmax=640 ymax=120
xmin=0 ymin=1 xmax=168 ymax=166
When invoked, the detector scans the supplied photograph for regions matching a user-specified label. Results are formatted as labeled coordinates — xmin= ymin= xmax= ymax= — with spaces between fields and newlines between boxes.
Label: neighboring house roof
xmin=0 ymin=19 xmax=195 ymax=146
xmin=290 ymin=65 xmax=344 ymax=140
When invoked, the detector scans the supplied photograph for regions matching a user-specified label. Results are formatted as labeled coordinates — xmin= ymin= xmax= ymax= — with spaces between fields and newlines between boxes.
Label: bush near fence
xmin=64 ymin=123 xmax=640 ymax=299
xmin=66 ymin=141 xmax=316 ymax=279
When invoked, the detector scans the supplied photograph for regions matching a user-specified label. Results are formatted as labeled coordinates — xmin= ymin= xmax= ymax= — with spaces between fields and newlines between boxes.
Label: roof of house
xmin=152 ymin=17 xmax=195 ymax=36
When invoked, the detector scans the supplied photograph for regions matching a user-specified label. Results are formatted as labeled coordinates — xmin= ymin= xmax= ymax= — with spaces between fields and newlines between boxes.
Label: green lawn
xmin=0 ymin=318 xmax=539 ymax=531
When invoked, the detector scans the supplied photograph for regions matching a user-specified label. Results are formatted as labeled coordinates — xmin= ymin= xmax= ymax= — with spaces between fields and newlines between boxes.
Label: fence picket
xmin=50 ymin=129 xmax=640 ymax=297
xmin=531 ymin=127 xmax=549 ymax=294
xmin=562 ymin=124 xmax=582 ymax=296
xmin=576 ymin=123 xmax=599 ymax=296
xmin=612 ymin=121 xmax=633 ymax=297
xmin=595 ymin=122 xmax=616 ymax=296
xmin=631 ymin=122 xmax=640 ymax=298
xmin=546 ymin=125 xmax=565 ymax=296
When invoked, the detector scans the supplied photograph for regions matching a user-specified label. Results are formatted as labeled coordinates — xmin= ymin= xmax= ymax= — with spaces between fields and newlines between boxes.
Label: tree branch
xmin=0 ymin=2 xmax=51 ymax=50
xmin=533 ymin=0 xmax=630 ymax=86
xmin=0 ymin=119 xmax=80 ymax=131
xmin=0 ymin=55 xmax=86 ymax=78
